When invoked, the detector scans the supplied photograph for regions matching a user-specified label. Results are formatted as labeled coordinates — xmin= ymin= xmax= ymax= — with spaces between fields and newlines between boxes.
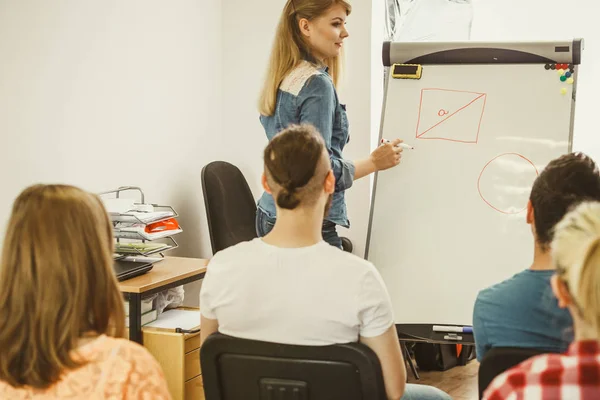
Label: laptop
xmin=113 ymin=259 xmax=154 ymax=281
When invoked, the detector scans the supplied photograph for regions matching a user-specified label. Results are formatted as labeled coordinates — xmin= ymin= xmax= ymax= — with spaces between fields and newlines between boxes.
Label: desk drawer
xmin=142 ymin=307 xmax=202 ymax=400
xmin=185 ymin=374 xmax=205 ymax=400
xmin=185 ymin=333 xmax=201 ymax=353
xmin=185 ymin=348 xmax=201 ymax=380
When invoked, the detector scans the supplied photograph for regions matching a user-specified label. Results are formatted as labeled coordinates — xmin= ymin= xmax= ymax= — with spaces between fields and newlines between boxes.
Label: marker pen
xmin=433 ymin=325 xmax=473 ymax=334
xmin=380 ymin=138 xmax=414 ymax=150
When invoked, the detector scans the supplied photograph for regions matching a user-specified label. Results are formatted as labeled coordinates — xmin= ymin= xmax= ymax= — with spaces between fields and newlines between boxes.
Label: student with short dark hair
xmin=484 ymin=201 xmax=600 ymax=399
xmin=200 ymin=125 xmax=450 ymax=400
xmin=473 ymin=152 xmax=600 ymax=361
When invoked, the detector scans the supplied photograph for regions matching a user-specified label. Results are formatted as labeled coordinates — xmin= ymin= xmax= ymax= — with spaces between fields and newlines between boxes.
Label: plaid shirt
xmin=484 ymin=340 xmax=600 ymax=400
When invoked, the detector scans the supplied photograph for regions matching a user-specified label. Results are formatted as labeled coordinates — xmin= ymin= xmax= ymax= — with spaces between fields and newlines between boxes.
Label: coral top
xmin=0 ymin=335 xmax=172 ymax=399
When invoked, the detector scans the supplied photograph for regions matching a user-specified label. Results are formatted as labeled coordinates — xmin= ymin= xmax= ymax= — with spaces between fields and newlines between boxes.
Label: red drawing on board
xmin=477 ymin=153 xmax=539 ymax=214
xmin=415 ymin=88 xmax=487 ymax=143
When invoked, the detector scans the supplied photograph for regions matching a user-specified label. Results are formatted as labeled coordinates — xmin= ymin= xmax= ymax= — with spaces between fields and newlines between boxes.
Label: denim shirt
xmin=257 ymin=61 xmax=356 ymax=227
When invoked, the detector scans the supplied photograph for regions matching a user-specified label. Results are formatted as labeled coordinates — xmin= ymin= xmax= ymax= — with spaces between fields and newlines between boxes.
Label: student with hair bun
xmin=201 ymin=124 xmax=451 ymax=400
xmin=484 ymin=201 xmax=600 ymax=400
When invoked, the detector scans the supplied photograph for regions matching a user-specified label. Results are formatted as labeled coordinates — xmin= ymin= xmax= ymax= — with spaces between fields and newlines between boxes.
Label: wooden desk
xmin=119 ymin=256 xmax=208 ymax=344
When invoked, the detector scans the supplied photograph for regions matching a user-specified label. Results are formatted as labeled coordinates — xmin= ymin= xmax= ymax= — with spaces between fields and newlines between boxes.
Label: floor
xmin=406 ymin=359 xmax=480 ymax=400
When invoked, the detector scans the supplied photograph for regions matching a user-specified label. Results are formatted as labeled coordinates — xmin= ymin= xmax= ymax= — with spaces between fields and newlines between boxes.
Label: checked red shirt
xmin=484 ymin=340 xmax=600 ymax=400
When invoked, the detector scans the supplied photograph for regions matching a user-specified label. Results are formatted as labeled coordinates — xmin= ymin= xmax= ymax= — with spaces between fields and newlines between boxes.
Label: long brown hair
xmin=258 ymin=0 xmax=352 ymax=116
xmin=0 ymin=184 xmax=125 ymax=389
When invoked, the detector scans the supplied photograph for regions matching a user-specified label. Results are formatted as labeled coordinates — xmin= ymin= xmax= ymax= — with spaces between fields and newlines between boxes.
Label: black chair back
xmin=201 ymin=333 xmax=387 ymax=400
xmin=201 ymin=161 xmax=257 ymax=254
xmin=478 ymin=346 xmax=549 ymax=399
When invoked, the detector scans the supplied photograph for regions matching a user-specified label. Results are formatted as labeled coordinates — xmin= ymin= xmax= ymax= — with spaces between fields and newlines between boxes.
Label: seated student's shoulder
xmin=95 ymin=336 xmax=163 ymax=371
xmin=475 ymin=270 xmax=532 ymax=312
xmin=99 ymin=336 xmax=171 ymax=398
xmin=0 ymin=336 xmax=171 ymax=399
xmin=321 ymin=244 xmax=381 ymax=275
xmin=208 ymin=238 xmax=262 ymax=260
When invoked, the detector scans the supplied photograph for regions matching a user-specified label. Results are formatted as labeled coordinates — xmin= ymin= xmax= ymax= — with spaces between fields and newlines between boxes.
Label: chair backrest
xmin=201 ymin=161 xmax=258 ymax=254
xmin=201 ymin=333 xmax=387 ymax=400
xmin=478 ymin=346 xmax=549 ymax=399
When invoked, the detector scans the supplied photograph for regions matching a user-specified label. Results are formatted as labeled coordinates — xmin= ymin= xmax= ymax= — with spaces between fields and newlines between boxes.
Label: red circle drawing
xmin=477 ymin=153 xmax=539 ymax=214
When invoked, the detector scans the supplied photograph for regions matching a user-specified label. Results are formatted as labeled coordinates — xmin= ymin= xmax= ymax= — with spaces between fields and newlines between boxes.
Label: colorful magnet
xmin=560 ymin=88 xmax=568 ymax=95
xmin=565 ymin=71 xmax=572 ymax=78
xmin=545 ymin=64 xmax=551 ymax=70
xmin=567 ymin=77 xmax=574 ymax=84
xmin=560 ymin=75 xmax=567 ymax=82
xmin=551 ymin=64 xmax=556 ymax=70
xmin=558 ymin=69 xmax=565 ymax=75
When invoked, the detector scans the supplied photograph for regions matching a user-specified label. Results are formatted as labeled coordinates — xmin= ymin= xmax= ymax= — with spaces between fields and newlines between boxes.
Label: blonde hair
xmin=552 ymin=201 xmax=600 ymax=339
xmin=0 ymin=184 xmax=125 ymax=389
xmin=258 ymin=0 xmax=352 ymax=116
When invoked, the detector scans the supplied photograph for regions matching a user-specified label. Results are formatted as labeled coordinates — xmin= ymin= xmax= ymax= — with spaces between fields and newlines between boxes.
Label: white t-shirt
xmin=200 ymin=238 xmax=394 ymax=346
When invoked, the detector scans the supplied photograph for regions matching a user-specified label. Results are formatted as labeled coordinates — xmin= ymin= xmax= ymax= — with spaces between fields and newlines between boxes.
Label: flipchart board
xmin=366 ymin=40 xmax=582 ymax=327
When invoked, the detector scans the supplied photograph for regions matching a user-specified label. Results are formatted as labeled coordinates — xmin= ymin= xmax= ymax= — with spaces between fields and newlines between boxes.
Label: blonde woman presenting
xmin=256 ymin=0 xmax=403 ymax=249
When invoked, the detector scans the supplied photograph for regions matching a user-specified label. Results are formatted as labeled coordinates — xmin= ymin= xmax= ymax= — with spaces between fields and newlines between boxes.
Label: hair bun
xmin=277 ymin=188 xmax=301 ymax=209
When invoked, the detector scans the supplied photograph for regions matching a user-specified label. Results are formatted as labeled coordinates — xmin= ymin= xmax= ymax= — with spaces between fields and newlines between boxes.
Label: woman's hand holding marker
xmin=381 ymin=138 xmax=414 ymax=150
xmin=370 ymin=138 xmax=406 ymax=171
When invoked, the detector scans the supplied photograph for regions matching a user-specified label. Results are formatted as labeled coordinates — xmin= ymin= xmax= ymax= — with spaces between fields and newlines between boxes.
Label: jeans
xmin=402 ymin=384 xmax=452 ymax=400
xmin=256 ymin=208 xmax=343 ymax=250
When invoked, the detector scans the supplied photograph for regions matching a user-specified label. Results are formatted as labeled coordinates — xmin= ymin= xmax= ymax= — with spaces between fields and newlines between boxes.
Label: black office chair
xmin=201 ymin=333 xmax=387 ymax=400
xmin=202 ymin=161 xmax=258 ymax=254
xmin=478 ymin=347 xmax=549 ymax=399
xmin=202 ymin=160 xmax=354 ymax=254
xmin=341 ymin=236 xmax=353 ymax=253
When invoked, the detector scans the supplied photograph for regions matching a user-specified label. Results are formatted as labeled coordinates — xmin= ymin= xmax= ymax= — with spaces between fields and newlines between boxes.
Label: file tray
xmin=114 ymin=237 xmax=179 ymax=257
xmin=109 ymin=204 xmax=178 ymax=225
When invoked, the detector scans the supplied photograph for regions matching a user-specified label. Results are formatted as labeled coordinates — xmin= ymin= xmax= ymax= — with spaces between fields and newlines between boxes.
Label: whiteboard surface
xmin=367 ymin=64 xmax=573 ymax=325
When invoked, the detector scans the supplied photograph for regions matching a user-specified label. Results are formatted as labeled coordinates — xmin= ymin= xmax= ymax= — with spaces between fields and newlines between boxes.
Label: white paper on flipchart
xmin=144 ymin=309 xmax=200 ymax=330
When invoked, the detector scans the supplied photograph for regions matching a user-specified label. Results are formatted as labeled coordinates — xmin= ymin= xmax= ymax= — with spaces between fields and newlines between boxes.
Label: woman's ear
xmin=526 ymin=200 xmax=534 ymax=225
xmin=262 ymin=173 xmax=272 ymax=195
xmin=551 ymin=274 xmax=573 ymax=309
xmin=298 ymin=18 xmax=311 ymax=38
xmin=324 ymin=170 xmax=335 ymax=194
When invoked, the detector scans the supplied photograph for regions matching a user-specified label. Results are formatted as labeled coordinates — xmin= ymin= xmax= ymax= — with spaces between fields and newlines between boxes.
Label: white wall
xmin=336 ymin=0 xmax=378 ymax=257
xmin=0 ymin=0 xmax=222 ymax=260
xmin=218 ymin=0 xmax=276 ymax=196
xmin=0 ymin=1 xmax=223 ymax=306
